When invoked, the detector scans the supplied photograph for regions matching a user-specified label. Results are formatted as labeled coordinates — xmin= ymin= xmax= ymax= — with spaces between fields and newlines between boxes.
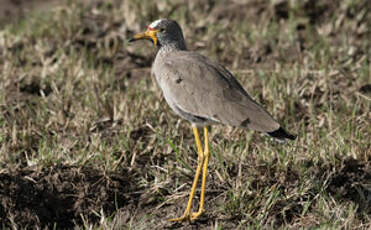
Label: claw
xmin=169 ymin=213 xmax=190 ymax=222
xmin=190 ymin=210 xmax=203 ymax=221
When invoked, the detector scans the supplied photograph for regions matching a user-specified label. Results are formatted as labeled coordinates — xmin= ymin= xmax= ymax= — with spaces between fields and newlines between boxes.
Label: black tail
xmin=267 ymin=127 xmax=296 ymax=141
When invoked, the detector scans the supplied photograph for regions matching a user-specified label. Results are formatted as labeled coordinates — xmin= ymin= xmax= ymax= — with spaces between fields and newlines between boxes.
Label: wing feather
xmin=153 ymin=51 xmax=280 ymax=132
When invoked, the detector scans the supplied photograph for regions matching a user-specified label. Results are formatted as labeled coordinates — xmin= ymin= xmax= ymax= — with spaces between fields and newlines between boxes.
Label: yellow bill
xmin=128 ymin=29 xmax=158 ymax=45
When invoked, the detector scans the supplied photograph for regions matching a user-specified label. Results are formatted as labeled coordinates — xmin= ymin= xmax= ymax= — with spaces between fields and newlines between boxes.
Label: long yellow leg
xmin=169 ymin=127 xmax=204 ymax=222
xmin=191 ymin=126 xmax=210 ymax=220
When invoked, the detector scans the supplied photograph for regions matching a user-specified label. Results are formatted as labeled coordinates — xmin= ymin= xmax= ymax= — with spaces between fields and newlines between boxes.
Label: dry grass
xmin=0 ymin=0 xmax=370 ymax=229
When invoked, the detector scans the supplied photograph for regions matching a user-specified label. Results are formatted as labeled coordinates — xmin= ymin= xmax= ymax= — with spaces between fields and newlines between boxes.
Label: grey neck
xmin=157 ymin=41 xmax=187 ymax=55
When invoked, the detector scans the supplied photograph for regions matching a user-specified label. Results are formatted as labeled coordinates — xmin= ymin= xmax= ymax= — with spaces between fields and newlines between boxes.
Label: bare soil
xmin=0 ymin=165 xmax=138 ymax=228
xmin=0 ymin=159 xmax=369 ymax=228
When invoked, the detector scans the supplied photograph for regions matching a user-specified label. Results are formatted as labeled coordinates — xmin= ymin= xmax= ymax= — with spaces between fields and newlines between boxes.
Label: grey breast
xmin=152 ymin=50 xmax=280 ymax=132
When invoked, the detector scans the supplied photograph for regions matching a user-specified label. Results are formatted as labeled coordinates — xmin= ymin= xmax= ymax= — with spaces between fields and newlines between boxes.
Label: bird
xmin=128 ymin=19 xmax=296 ymax=222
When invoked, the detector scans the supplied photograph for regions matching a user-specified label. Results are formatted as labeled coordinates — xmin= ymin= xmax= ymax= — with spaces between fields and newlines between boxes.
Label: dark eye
xmin=159 ymin=28 xmax=166 ymax=33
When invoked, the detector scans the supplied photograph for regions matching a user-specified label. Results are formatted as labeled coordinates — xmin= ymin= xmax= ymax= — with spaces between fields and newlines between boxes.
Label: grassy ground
xmin=0 ymin=0 xmax=370 ymax=229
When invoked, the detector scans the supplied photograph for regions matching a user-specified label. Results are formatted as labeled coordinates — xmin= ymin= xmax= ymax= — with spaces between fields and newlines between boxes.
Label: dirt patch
xmin=327 ymin=158 xmax=371 ymax=215
xmin=0 ymin=159 xmax=370 ymax=228
xmin=0 ymin=165 xmax=139 ymax=228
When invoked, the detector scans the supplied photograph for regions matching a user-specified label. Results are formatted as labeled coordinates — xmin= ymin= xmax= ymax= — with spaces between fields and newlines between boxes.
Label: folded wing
xmin=154 ymin=51 xmax=282 ymax=133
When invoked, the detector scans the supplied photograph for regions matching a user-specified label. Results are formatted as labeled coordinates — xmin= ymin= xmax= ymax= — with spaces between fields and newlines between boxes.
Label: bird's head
xmin=128 ymin=19 xmax=186 ymax=49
